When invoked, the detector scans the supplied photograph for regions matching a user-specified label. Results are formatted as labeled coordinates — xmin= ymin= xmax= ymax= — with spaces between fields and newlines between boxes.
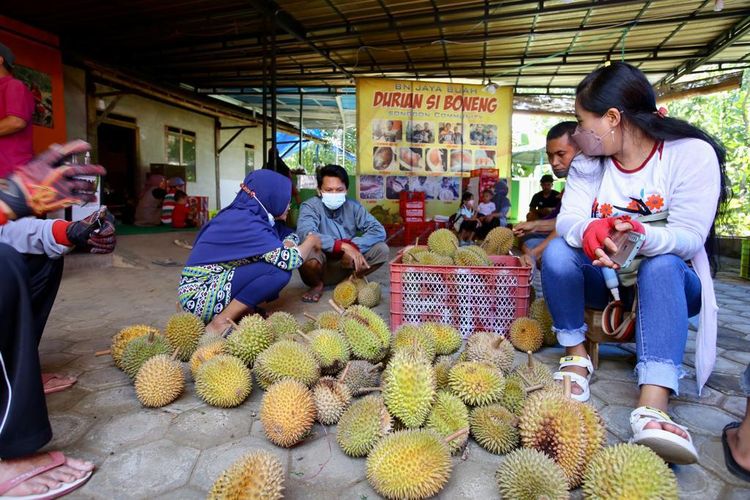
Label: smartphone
xmin=608 ymin=230 xmax=646 ymax=268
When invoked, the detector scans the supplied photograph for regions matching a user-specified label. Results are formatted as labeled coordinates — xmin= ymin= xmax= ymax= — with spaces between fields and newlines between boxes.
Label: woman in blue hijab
xmin=178 ymin=170 xmax=320 ymax=333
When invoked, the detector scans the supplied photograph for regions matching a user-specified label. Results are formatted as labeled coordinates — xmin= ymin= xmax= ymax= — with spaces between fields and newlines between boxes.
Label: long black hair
xmin=576 ymin=62 xmax=728 ymax=269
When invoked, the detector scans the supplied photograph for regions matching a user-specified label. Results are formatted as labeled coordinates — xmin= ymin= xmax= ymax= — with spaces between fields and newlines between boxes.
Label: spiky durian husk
xmin=495 ymin=448 xmax=569 ymax=500
xmin=366 ymin=430 xmax=452 ymax=500
xmin=336 ymin=395 xmax=392 ymax=457
xmin=208 ymin=450 xmax=284 ymax=500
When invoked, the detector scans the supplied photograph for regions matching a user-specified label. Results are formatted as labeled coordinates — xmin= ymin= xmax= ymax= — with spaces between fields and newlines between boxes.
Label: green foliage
xmin=285 ymin=128 xmax=357 ymax=175
xmin=668 ymin=71 xmax=750 ymax=236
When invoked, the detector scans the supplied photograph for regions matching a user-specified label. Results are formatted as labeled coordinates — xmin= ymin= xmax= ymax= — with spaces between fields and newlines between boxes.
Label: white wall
xmin=62 ymin=65 xmax=278 ymax=210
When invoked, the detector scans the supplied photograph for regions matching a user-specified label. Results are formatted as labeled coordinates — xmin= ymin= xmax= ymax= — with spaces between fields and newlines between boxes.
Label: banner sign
xmin=356 ymin=78 xmax=511 ymax=220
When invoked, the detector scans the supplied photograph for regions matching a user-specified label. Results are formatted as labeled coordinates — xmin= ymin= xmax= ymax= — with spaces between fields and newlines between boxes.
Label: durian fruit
xmin=338 ymin=360 xmax=382 ymax=394
xmin=315 ymin=310 xmax=341 ymax=330
xmin=465 ymin=331 xmax=515 ymax=374
xmin=469 ymin=403 xmax=519 ymax=454
xmin=391 ymin=324 xmax=436 ymax=362
xmin=260 ymin=379 xmax=316 ymax=448
xmin=357 ymin=281 xmax=382 ymax=308
xmin=120 ymin=332 xmax=171 ymax=379
xmin=433 ymin=356 xmax=454 ymax=391
xmin=512 ymin=352 xmax=556 ymax=389
xmin=300 ymin=318 xmax=317 ymax=334
xmin=579 ymin=401 xmax=607 ymax=476
xmin=495 ymin=448 xmax=568 ymax=500
xmin=339 ymin=305 xmax=389 ymax=362
xmin=312 ymin=376 xmax=352 ymax=425
xmin=254 ymin=340 xmax=320 ymax=389
xmin=226 ymin=314 xmax=273 ymax=366
xmin=189 ymin=339 xmax=227 ymax=378
xmin=530 ymin=298 xmax=557 ymax=346
xmin=454 ymin=246 xmax=491 ymax=266
xmin=426 ymin=391 xmax=469 ymax=454
xmin=134 ymin=353 xmax=184 ymax=407
xmin=333 ymin=280 xmax=358 ymax=308
xmin=382 ymin=351 xmax=436 ymax=428
xmin=198 ymin=331 xmax=225 ymax=347
xmin=351 ymin=277 xmax=368 ymax=291
xmin=500 ymin=374 xmax=527 ymax=414
xmin=482 ymin=227 xmax=515 ymax=255
xmin=337 ymin=395 xmax=392 ymax=457
xmin=366 ymin=429 xmax=457 ymax=500
xmin=402 ymin=245 xmax=429 ymax=264
xmin=582 ymin=443 xmax=678 ymax=500
xmin=422 ymin=323 xmax=462 ymax=355
xmin=267 ymin=311 xmax=299 ymax=340
xmin=448 ymin=361 xmax=504 ymax=406
xmin=111 ymin=325 xmax=159 ymax=369
xmin=427 ymin=228 xmax=459 ymax=257
xmin=208 ymin=449 xmax=284 ymax=500
xmin=165 ymin=312 xmax=205 ymax=361
xmin=508 ymin=317 xmax=543 ymax=353
xmin=464 ymin=245 xmax=492 ymax=264
xmin=415 ymin=251 xmax=454 ymax=266
xmin=308 ymin=328 xmax=350 ymax=374
xmin=519 ymin=391 xmax=604 ymax=488
xmin=195 ymin=354 xmax=252 ymax=408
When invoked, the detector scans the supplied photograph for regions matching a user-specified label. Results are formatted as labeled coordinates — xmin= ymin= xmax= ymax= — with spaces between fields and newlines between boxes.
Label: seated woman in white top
xmin=542 ymin=62 xmax=726 ymax=465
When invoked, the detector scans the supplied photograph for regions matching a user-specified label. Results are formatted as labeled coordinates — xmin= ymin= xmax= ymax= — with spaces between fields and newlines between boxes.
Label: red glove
xmin=583 ymin=216 xmax=645 ymax=261
xmin=582 ymin=218 xmax=617 ymax=261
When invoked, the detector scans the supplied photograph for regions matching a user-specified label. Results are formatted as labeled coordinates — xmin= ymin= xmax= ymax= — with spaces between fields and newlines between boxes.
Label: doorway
xmin=98 ymin=121 xmax=137 ymax=223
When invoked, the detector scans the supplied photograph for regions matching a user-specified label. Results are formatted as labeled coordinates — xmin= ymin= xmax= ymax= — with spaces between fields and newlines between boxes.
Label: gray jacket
xmin=296 ymin=197 xmax=386 ymax=253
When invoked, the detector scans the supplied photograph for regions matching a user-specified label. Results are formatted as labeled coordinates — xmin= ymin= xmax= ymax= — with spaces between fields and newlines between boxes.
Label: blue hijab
xmin=186 ymin=170 xmax=292 ymax=266
xmin=493 ymin=179 xmax=511 ymax=211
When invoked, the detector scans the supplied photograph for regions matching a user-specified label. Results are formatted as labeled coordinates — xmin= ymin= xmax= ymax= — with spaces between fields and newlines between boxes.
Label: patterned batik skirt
xmin=177 ymin=259 xmax=251 ymax=323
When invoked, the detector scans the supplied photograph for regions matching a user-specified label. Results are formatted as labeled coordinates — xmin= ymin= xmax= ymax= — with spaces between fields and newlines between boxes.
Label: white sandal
xmin=553 ymin=355 xmax=594 ymax=402
xmin=630 ymin=406 xmax=698 ymax=465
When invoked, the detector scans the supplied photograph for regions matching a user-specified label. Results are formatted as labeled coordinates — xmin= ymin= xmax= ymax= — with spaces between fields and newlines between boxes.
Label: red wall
xmin=1 ymin=15 xmax=67 ymax=154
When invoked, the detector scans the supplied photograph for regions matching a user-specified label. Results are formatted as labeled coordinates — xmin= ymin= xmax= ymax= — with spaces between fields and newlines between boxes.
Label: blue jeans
xmin=541 ymin=238 xmax=701 ymax=394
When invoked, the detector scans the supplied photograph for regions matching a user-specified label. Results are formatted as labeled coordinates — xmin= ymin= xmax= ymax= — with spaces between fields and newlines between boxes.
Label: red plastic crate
xmin=390 ymin=254 xmax=532 ymax=338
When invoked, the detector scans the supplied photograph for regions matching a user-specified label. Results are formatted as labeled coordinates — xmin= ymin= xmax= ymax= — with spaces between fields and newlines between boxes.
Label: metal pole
xmin=262 ymin=26 xmax=268 ymax=166
xmin=298 ymin=93 xmax=303 ymax=169
xmin=271 ymin=16 xmax=278 ymax=155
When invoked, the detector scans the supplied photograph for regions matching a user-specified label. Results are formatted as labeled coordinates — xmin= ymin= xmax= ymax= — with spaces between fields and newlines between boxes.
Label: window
xmin=165 ymin=126 xmax=197 ymax=182
xmin=245 ymin=144 xmax=255 ymax=174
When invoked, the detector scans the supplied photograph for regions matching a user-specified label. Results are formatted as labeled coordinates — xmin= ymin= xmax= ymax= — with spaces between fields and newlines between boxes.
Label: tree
xmin=667 ymin=71 xmax=750 ymax=236
xmin=285 ymin=128 xmax=357 ymax=175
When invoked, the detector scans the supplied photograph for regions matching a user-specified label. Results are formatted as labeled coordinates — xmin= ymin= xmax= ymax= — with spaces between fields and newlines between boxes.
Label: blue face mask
xmin=321 ymin=192 xmax=346 ymax=211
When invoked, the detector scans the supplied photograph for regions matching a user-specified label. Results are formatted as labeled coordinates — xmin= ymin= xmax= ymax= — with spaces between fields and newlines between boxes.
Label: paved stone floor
xmin=39 ymin=232 xmax=750 ymax=499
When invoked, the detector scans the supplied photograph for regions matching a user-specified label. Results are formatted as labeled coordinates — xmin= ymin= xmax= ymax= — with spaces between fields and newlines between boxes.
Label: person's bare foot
xmin=641 ymin=419 xmax=689 ymax=439
xmin=302 ymin=283 xmax=324 ymax=303
xmin=0 ymin=452 xmax=93 ymax=497
xmin=559 ymin=365 xmax=588 ymax=396
xmin=725 ymin=424 xmax=750 ymax=471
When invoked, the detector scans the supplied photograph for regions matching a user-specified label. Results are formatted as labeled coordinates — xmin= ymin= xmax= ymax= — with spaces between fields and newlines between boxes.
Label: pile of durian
xmin=401 ymin=227 xmax=515 ymax=267
xmin=332 ymin=276 xmax=382 ymax=308
xmin=109 ymin=303 xmax=678 ymax=500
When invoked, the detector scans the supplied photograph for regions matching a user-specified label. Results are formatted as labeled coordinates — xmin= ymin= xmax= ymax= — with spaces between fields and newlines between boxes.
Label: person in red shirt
xmin=171 ymin=190 xmax=196 ymax=228
xmin=0 ymin=43 xmax=35 ymax=178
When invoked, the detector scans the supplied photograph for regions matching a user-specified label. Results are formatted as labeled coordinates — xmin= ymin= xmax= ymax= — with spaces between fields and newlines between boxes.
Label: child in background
xmin=454 ymin=191 xmax=479 ymax=245
xmin=477 ymin=189 xmax=497 ymax=220
xmin=171 ymin=190 xmax=195 ymax=228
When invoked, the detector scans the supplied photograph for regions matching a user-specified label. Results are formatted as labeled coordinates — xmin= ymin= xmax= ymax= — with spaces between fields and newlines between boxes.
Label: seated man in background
xmin=526 ymin=173 xmax=561 ymax=221
xmin=161 ymin=176 xmax=185 ymax=225
xmin=297 ymin=164 xmax=388 ymax=303
xmin=515 ymin=121 xmax=577 ymax=266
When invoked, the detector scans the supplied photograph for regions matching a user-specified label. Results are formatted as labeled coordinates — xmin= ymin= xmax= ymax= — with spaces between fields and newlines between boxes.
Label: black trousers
xmin=0 ymin=243 xmax=64 ymax=459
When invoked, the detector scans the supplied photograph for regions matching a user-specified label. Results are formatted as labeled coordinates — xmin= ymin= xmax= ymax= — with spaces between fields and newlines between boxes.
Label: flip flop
xmin=301 ymin=290 xmax=323 ymax=303
xmin=0 ymin=451 xmax=94 ymax=500
xmin=41 ymin=374 xmax=77 ymax=395
xmin=722 ymin=422 xmax=750 ymax=482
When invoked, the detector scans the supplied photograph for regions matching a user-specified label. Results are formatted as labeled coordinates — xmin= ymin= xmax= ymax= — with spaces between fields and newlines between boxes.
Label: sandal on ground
xmin=0 ymin=451 xmax=93 ymax=500
xmin=630 ymin=406 xmax=698 ymax=465
xmin=41 ymin=374 xmax=77 ymax=395
xmin=722 ymin=422 xmax=750 ymax=481
xmin=301 ymin=289 xmax=323 ymax=303
xmin=553 ymin=355 xmax=594 ymax=402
